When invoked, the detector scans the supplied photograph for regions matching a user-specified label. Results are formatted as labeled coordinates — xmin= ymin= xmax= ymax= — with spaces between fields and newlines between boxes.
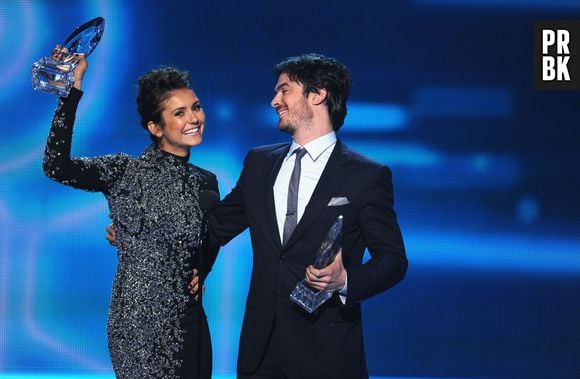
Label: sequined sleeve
xmin=43 ymin=88 xmax=129 ymax=194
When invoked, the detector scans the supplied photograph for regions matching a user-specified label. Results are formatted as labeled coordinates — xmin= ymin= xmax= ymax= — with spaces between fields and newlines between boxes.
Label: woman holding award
xmin=43 ymin=49 xmax=218 ymax=378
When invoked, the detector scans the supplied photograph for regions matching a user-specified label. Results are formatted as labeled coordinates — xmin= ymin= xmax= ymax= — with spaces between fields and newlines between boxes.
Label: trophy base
xmin=290 ymin=280 xmax=333 ymax=313
xmin=31 ymin=57 xmax=75 ymax=97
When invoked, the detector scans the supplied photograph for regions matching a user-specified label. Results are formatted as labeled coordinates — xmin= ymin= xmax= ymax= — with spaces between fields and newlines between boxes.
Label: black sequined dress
xmin=43 ymin=88 xmax=217 ymax=378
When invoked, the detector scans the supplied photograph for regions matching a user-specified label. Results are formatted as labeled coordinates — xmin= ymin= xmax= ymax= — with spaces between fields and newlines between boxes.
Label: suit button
xmin=280 ymin=255 xmax=286 ymax=262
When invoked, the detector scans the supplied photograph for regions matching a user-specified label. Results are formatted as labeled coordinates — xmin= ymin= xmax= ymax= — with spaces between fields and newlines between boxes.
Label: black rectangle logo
xmin=534 ymin=20 xmax=580 ymax=90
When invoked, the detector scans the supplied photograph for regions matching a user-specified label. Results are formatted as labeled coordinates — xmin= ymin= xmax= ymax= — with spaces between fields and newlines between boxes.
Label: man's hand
xmin=106 ymin=223 xmax=117 ymax=246
xmin=305 ymin=249 xmax=347 ymax=292
xmin=188 ymin=269 xmax=206 ymax=301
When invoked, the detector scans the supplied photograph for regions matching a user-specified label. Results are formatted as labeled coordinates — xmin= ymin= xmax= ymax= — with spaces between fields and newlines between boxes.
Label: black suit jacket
xmin=208 ymin=140 xmax=407 ymax=378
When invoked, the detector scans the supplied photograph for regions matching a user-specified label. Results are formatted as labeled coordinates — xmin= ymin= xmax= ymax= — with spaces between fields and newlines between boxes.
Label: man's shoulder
xmin=249 ymin=142 xmax=289 ymax=155
xmin=247 ymin=142 xmax=289 ymax=160
xmin=339 ymin=141 xmax=386 ymax=170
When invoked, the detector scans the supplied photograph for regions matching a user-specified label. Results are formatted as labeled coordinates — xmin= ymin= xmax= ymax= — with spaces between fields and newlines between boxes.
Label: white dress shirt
xmin=273 ymin=132 xmax=337 ymax=242
xmin=273 ymin=131 xmax=348 ymax=299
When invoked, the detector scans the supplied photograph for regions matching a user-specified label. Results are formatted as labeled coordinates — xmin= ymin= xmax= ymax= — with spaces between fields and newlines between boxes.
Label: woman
xmin=43 ymin=50 xmax=218 ymax=378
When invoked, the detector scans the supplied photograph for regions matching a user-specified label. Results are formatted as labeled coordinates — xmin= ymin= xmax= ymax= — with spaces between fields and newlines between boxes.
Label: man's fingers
xmin=307 ymin=281 xmax=325 ymax=291
xmin=306 ymin=268 xmax=331 ymax=284
xmin=305 ymin=268 xmax=332 ymax=290
xmin=310 ymin=266 xmax=332 ymax=279
xmin=190 ymin=284 xmax=206 ymax=301
xmin=189 ymin=270 xmax=206 ymax=297
xmin=189 ymin=271 xmax=199 ymax=293
xmin=305 ymin=249 xmax=345 ymax=292
xmin=105 ymin=229 xmax=116 ymax=245
xmin=189 ymin=283 xmax=199 ymax=294
xmin=106 ymin=224 xmax=117 ymax=244
xmin=307 ymin=265 xmax=326 ymax=278
xmin=305 ymin=266 xmax=320 ymax=283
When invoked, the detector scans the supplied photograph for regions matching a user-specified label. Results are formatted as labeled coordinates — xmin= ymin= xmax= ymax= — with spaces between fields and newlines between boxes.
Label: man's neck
xmin=291 ymin=122 xmax=333 ymax=146
xmin=292 ymin=130 xmax=334 ymax=146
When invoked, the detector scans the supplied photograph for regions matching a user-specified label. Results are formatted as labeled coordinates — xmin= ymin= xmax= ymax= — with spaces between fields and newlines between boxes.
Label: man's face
xmin=271 ymin=73 xmax=314 ymax=135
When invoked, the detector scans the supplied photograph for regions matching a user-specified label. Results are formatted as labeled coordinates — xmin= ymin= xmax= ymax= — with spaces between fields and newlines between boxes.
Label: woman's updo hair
xmin=136 ymin=67 xmax=191 ymax=141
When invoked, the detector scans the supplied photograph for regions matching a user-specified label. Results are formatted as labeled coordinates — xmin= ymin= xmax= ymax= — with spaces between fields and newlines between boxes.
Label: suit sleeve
xmin=206 ymin=151 xmax=252 ymax=248
xmin=199 ymin=171 xmax=221 ymax=278
xmin=344 ymin=164 xmax=408 ymax=306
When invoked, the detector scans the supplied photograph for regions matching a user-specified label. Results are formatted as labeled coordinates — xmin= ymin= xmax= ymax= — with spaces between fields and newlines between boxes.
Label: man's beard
xmin=278 ymin=101 xmax=313 ymax=135
xmin=278 ymin=121 xmax=296 ymax=135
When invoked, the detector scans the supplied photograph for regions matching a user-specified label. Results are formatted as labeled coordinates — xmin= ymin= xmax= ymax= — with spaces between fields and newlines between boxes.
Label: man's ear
xmin=147 ymin=121 xmax=163 ymax=138
xmin=311 ymin=88 xmax=327 ymax=106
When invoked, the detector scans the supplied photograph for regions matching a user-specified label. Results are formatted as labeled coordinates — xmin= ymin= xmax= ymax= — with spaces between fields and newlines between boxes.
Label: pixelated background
xmin=1 ymin=1 xmax=579 ymax=378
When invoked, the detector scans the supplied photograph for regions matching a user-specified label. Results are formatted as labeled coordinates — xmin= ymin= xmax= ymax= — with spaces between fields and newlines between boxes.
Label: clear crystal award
xmin=290 ymin=215 xmax=343 ymax=313
xmin=31 ymin=17 xmax=105 ymax=97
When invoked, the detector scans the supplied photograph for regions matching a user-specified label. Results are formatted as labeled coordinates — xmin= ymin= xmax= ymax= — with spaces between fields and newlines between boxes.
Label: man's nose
xmin=271 ymin=93 xmax=280 ymax=108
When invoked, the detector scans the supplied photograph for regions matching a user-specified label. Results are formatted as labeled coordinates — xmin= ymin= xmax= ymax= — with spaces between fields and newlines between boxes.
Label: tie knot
xmin=294 ymin=147 xmax=307 ymax=161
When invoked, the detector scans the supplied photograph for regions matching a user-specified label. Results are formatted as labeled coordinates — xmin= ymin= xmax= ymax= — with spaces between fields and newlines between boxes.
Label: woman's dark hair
xmin=273 ymin=53 xmax=352 ymax=131
xmin=136 ymin=67 xmax=191 ymax=142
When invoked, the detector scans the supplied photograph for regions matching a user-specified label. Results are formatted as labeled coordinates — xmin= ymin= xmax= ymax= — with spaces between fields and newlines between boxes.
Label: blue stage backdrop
xmin=1 ymin=1 xmax=579 ymax=378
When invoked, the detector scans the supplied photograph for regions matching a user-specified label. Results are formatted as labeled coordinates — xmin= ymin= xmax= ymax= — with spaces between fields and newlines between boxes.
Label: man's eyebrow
xmin=275 ymin=82 xmax=290 ymax=91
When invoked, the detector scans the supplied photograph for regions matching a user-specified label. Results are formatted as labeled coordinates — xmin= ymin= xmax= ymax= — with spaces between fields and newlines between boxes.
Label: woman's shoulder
xmin=194 ymin=165 xmax=217 ymax=181
xmin=190 ymin=165 xmax=218 ymax=192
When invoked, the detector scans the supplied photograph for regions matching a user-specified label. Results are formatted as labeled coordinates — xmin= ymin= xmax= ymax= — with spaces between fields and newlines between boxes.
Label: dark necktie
xmin=282 ymin=147 xmax=307 ymax=245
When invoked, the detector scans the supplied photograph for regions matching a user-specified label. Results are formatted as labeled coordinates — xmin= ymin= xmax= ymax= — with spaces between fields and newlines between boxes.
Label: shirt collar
xmin=287 ymin=131 xmax=337 ymax=161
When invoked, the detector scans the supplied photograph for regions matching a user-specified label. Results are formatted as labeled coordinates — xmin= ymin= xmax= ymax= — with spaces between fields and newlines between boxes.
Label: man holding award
xmin=207 ymin=53 xmax=408 ymax=378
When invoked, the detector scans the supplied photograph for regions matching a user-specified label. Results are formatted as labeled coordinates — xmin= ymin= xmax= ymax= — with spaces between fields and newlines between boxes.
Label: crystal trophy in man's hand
xmin=31 ymin=17 xmax=105 ymax=97
xmin=290 ymin=215 xmax=343 ymax=313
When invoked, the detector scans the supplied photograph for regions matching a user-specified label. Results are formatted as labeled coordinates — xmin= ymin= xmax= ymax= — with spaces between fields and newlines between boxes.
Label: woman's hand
xmin=51 ymin=45 xmax=87 ymax=90
xmin=51 ymin=44 xmax=68 ymax=61
xmin=71 ymin=53 xmax=87 ymax=90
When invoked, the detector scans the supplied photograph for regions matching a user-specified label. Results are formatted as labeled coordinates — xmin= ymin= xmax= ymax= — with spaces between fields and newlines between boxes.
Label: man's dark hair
xmin=274 ymin=53 xmax=352 ymax=131
xmin=136 ymin=67 xmax=191 ymax=142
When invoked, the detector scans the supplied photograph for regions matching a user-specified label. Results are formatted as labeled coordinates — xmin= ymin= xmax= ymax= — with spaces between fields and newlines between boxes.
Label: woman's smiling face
xmin=148 ymin=88 xmax=205 ymax=156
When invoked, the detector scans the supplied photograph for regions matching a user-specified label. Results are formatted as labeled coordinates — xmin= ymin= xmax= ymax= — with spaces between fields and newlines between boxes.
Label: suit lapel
xmin=283 ymin=140 xmax=348 ymax=251
xmin=265 ymin=144 xmax=290 ymax=249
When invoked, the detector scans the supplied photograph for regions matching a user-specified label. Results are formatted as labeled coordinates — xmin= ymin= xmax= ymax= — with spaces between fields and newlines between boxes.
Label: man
xmin=207 ymin=54 xmax=407 ymax=378
xmin=108 ymin=53 xmax=407 ymax=378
